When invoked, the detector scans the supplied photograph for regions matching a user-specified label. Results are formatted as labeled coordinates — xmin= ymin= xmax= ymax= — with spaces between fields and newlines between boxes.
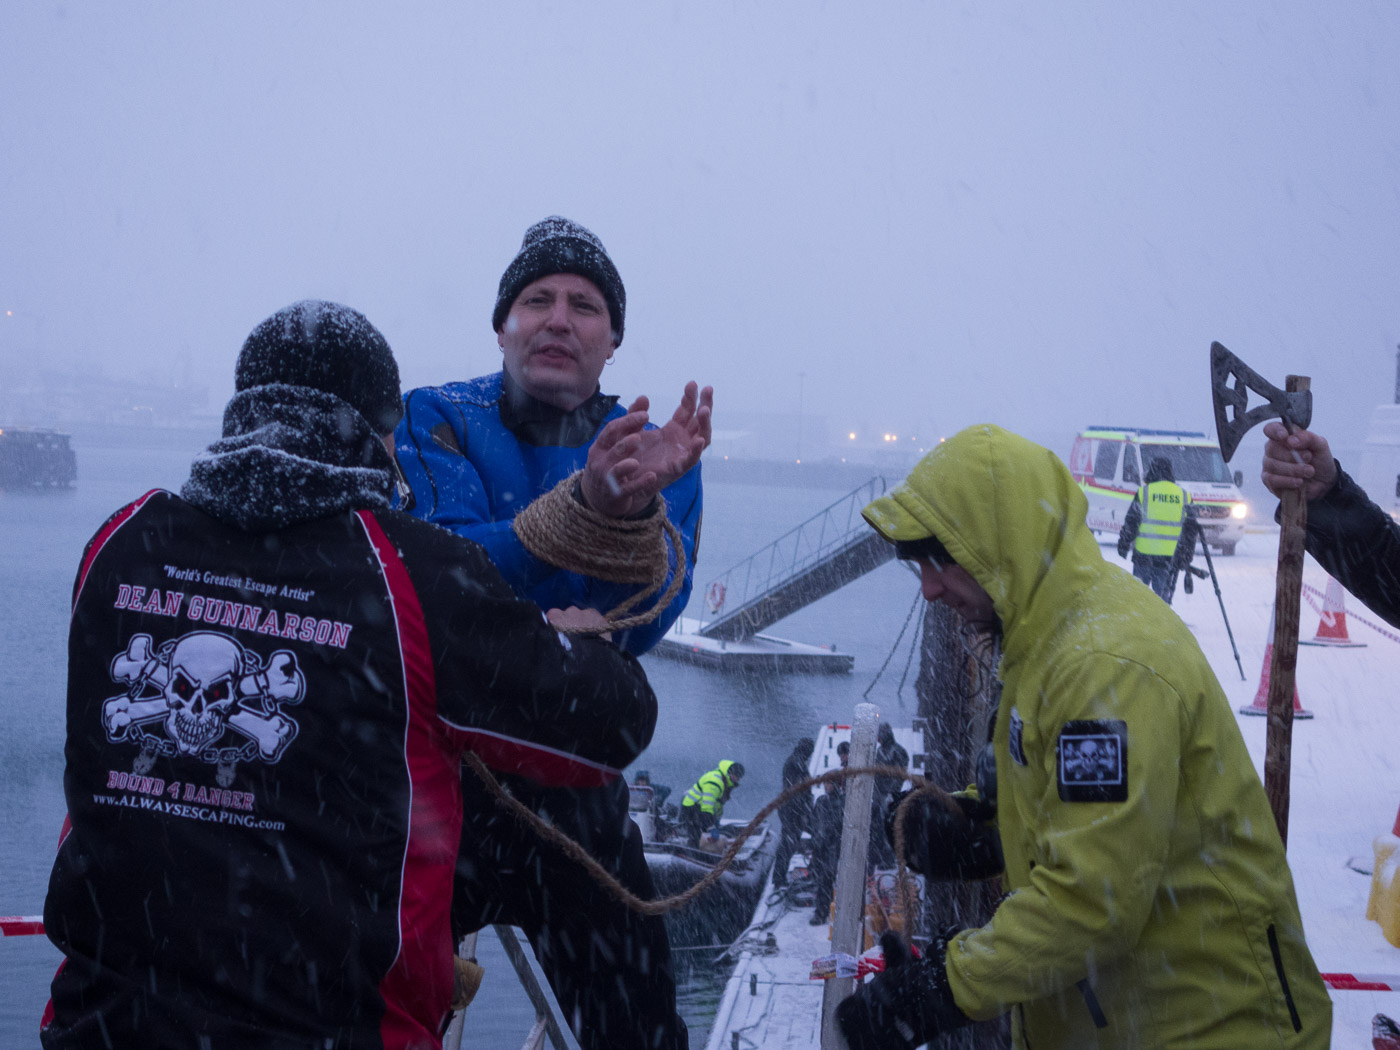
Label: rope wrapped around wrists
xmin=511 ymin=470 xmax=688 ymax=634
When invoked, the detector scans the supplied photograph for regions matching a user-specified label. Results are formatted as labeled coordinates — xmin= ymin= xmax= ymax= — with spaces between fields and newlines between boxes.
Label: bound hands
xmin=1260 ymin=421 xmax=1337 ymax=503
xmin=580 ymin=381 xmax=713 ymax=519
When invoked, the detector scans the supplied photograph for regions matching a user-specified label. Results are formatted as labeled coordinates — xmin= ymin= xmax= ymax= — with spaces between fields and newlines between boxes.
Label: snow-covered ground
xmin=1175 ymin=528 xmax=1400 ymax=1045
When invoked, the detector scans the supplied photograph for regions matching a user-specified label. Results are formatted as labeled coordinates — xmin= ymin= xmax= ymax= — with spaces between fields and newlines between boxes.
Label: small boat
xmin=0 ymin=426 xmax=76 ymax=488
xmin=629 ymin=778 xmax=778 ymax=944
xmin=703 ymin=718 xmax=928 ymax=1050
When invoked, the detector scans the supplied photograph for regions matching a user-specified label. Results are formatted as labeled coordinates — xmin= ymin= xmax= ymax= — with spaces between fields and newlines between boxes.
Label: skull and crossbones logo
xmin=102 ymin=631 xmax=304 ymax=763
xmin=1062 ymin=736 xmax=1120 ymax=783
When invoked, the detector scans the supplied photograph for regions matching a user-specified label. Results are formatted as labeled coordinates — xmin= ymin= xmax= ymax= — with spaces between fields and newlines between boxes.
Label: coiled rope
xmin=511 ymin=471 xmax=688 ymax=633
xmin=463 ymin=752 xmax=960 ymax=950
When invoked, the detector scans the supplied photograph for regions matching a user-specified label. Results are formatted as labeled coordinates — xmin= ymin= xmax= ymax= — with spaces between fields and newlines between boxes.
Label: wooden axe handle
xmin=1264 ymin=374 xmax=1310 ymax=847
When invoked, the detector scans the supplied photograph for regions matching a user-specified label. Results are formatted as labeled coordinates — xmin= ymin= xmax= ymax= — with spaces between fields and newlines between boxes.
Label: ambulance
xmin=1067 ymin=427 xmax=1248 ymax=555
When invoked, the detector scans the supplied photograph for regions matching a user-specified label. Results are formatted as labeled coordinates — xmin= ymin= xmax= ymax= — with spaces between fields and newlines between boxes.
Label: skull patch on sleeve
xmin=1056 ymin=719 xmax=1128 ymax=803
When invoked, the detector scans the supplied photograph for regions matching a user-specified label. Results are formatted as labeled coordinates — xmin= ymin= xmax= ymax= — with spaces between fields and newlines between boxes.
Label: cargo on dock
xmin=0 ymin=427 xmax=76 ymax=488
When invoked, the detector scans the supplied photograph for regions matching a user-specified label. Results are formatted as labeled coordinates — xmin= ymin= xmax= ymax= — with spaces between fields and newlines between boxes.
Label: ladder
xmin=698 ymin=477 xmax=896 ymax=641
xmin=443 ymin=926 xmax=582 ymax=1050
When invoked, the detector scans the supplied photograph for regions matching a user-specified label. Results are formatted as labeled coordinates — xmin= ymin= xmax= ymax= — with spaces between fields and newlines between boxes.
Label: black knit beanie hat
xmin=492 ymin=216 xmax=626 ymax=345
xmin=235 ymin=300 xmax=403 ymax=435
xmin=1146 ymin=457 xmax=1175 ymax=483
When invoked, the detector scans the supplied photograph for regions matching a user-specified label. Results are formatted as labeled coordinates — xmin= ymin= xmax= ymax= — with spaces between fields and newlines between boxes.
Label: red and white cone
xmin=1374 ymin=1012 xmax=1400 ymax=1050
xmin=1300 ymin=576 xmax=1367 ymax=647
xmin=1238 ymin=606 xmax=1313 ymax=719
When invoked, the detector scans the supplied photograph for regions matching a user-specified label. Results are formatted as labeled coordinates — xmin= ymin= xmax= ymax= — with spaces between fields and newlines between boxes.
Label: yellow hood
xmin=863 ymin=424 xmax=1103 ymax=647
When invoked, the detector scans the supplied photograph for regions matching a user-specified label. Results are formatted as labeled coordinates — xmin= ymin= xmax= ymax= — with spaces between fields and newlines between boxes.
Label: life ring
xmin=706 ymin=581 xmax=726 ymax=614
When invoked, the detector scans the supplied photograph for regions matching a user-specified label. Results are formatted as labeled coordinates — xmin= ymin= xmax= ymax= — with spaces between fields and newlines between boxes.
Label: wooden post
xmin=1264 ymin=374 xmax=1310 ymax=846
xmin=820 ymin=702 xmax=879 ymax=1049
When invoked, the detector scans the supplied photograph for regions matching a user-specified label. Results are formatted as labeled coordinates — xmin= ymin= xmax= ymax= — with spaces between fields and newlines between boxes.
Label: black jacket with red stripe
xmin=42 ymin=488 xmax=656 ymax=1049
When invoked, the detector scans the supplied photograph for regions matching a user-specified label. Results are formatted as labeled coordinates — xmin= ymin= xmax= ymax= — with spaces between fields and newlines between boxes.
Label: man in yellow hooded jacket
xmin=837 ymin=424 xmax=1330 ymax=1050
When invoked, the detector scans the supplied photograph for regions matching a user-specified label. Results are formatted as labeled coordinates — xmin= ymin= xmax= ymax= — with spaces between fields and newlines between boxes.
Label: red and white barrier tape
xmin=1301 ymin=583 xmax=1400 ymax=647
xmin=1 ymin=916 xmax=44 ymax=937
xmin=1322 ymin=973 xmax=1400 ymax=992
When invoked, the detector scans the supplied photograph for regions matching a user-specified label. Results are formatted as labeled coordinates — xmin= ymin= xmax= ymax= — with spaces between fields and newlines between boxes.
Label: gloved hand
xmin=837 ymin=931 xmax=970 ymax=1050
xmin=885 ymin=790 xmax=1002 ymax=881
xmin=1183 ymin=571 xmax=1193 ymax=595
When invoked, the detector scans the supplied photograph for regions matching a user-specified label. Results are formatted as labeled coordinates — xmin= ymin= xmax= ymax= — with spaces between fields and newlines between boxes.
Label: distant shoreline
xmin=37 ymin=424 xmax=903 ymax=492
xmin=702 ymin=457 xmax=898 ymax=490
xmin=62 ymin=421 xmax=221 ymax=453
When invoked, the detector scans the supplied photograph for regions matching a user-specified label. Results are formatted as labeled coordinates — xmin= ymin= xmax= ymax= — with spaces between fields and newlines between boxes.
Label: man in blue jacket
xmin=396 ymin=217 xmax=710 ymax=1050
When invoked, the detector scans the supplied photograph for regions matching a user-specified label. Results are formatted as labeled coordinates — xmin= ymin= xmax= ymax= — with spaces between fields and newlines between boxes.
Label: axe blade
xmin=1210 ymin=342 xmax=1313 ymax=462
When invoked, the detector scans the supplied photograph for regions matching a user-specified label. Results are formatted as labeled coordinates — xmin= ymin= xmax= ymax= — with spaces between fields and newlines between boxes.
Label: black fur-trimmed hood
xmin=182 ymin=384 xmax=394 ymax=532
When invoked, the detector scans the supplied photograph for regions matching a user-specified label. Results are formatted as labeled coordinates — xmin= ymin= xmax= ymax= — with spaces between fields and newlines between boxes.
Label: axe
xmin=1210 ymin=341 xmax=1312 ymax=846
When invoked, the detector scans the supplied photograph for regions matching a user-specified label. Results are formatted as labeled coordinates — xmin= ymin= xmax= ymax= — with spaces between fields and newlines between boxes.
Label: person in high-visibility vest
xmin=678 ymin=759 xmax=744 ymax=846
xmin=1117 ymin=457 xmax=1200 ymax=605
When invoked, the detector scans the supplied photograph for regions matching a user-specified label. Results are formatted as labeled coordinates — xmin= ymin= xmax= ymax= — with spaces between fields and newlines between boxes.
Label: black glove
xmin=837 ymin=931 xmax=970 ymax=1050
xmin=885 ymin=791 xmax=1003 ymax=881
xmin=1183 ymin=572 xmax=1193 ymax=595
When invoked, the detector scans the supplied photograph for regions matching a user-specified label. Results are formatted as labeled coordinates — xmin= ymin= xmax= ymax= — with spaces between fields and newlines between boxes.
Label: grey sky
xmin=4 ymin=1 xmax=1397 ymax=462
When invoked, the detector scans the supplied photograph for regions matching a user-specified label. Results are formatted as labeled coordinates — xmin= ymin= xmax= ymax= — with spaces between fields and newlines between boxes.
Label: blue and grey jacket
xmin=394 ymin=370 xmax=702 ymax=655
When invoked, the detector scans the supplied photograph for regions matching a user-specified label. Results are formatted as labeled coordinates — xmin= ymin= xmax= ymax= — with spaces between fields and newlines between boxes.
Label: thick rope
xmin=463 ymin=751 xmax=956 ymax=950
xmin=511 ymin=471 xmax=688 ymax=633
xmin=889 ymin=781 xmax=966 ymax=944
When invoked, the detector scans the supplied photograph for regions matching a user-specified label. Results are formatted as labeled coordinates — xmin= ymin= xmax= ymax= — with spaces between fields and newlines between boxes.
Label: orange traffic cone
xmin=1300 ymin=577 xmax=1367 ymax=647
xmin=1238 ymin=606 xmax=1313 ymax=719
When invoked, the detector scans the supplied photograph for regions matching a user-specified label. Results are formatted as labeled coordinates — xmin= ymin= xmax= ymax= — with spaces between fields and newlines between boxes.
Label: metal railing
xmin=443 ymin=925 xmax=581 ymax=1050
xmin=696 ymin=477 xmax=888 ymax=632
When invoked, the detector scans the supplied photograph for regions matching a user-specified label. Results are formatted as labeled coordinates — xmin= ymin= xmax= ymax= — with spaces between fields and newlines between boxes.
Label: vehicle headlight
xmin=1230 ymin=503 xmax=1248 ymax=520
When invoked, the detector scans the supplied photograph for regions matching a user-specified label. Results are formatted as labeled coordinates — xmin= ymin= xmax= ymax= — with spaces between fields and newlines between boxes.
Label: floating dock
xmin=704 ymin=721 xmax=926 ymax=1049
xmin=705 ymin=881 xmax=831 ymax=1049
xmin=0 ymin=426 xmax=76 ymax=488
xmin=652 ymin=617 xmax=854 ymax=674
xmin=657 ymin=478 xmax=894 ymax=675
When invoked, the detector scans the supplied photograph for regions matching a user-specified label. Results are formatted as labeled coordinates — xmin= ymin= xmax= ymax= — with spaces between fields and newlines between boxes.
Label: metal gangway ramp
xmin=697 ymin=477 xmax=896 ymax=641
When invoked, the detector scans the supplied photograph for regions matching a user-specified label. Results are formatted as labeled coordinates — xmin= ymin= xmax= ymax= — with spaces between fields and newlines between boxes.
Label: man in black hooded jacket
xmin=772 ymin=737 xmax=815 ymax=889
xmin=41 ymin=300 xmax=656 ymax=1050
xmin=1261 ymin=419 xmax=1400 ymax=627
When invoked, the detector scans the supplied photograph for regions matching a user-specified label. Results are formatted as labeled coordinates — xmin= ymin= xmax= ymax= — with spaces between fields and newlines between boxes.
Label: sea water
xmin=0 ymin=429 xmax=920 ymax=1047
